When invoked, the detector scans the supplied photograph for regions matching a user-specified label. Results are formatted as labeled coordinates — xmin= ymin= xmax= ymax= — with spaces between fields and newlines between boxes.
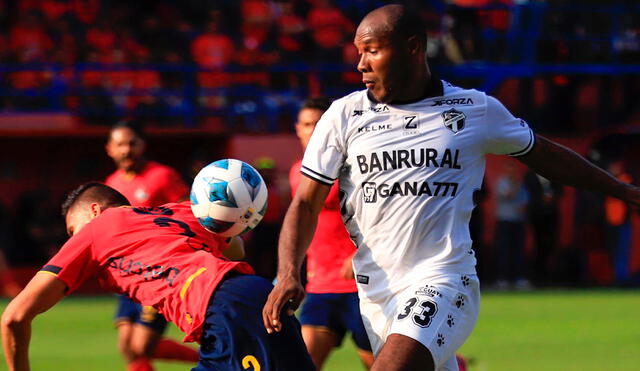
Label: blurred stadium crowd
xmin=0 ymin=0 xmax=639 ymax=294
xmin=0 ymin=0 xmax=639 ymax=130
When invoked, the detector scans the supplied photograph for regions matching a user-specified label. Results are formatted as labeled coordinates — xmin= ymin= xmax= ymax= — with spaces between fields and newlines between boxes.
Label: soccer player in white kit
xmin=263 ymin=5 xmax=640 ymax=371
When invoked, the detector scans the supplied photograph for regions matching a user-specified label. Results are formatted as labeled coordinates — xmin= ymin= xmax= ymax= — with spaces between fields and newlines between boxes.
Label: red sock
xmin=127 ymin=358 xmax=154 ymax=371
xmin=153 ymin=338 xmax=199 ymax=362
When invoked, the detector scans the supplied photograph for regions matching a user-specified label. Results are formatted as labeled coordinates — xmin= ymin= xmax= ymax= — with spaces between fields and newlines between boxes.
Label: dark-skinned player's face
xmin=106 ymin=127 xmax=145 ymax=172
xmin=354 ymin=25 xmax=411 ymax=103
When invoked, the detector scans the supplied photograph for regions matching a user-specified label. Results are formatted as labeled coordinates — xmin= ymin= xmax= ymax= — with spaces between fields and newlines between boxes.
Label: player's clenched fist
xmin=263 ymin=275 xmax=305 ymax=334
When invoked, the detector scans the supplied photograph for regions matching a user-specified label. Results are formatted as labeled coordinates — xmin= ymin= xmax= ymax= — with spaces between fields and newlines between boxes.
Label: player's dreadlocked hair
xmin=61 ymin=182 xmax=130 ymax=217
xmin=301 ymin=97 xmax=332 ymax=113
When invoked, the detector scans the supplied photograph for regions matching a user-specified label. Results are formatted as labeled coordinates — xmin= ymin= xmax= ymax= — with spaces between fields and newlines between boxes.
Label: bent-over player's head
xmin=355 ymin=4 xmax=429 ymax=104
xmin=106 ymin=121 xmax=146 ymax=173
xmin=295 ymin=97 xmax=332 ymax=150
xmin=62 ymin=182 xmax=130 ymax=237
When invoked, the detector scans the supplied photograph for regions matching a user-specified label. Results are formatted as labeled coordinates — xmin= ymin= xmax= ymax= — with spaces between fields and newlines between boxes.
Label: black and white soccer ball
xmin=190 ymin=159 xmax=268 ymax=237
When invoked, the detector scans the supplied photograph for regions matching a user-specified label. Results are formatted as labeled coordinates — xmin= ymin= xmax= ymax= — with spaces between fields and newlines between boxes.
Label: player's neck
xmin=387 ymin=74 xmax=442 ymax=105
xmin=122 ymin=159 xmax=147 ymax=177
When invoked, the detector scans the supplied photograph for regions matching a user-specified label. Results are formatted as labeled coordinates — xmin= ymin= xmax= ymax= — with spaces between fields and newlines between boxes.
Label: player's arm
xmin=1 ymin=273 xmax=67 ymax=371
xmin=263 ymin=175 xmax=331 ymax=333
xmin=222 ymin=236 xmax=245 ymax=261
xmin=517 ymin=135 xmax=640 ymax=205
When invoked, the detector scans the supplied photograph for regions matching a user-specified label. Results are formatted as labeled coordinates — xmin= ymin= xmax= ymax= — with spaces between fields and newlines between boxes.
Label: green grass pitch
xmin=0 ymin=289 xmax=638 ymax=370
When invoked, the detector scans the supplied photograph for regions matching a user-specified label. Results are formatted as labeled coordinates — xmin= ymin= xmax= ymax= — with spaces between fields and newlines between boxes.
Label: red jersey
xmin=105 ymin=161 xmax=188 ymax=207
xmin=40 ymin=202 xmax=254 ymax=342
xmin=289 ymin=160 xmax=357 ymax=293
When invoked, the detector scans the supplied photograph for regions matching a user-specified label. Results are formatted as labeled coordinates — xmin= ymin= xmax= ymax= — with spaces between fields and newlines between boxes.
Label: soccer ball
xmin=190 ymin=159 xmax=268 ymax=237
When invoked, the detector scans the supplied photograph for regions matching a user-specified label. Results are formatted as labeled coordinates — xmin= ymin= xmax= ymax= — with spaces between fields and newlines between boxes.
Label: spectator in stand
xmin=524 ymin=169 xmax=563 ymax=286
xmin=69 ymin=0 xmax=101 ymax=26
xmin=104 ymin=121 xmax=200 ymax=371
xmin=6 ymin=50 xmax=52 ymax=110
xmin=235 ymin=0 xmax=279 ymax=86
xmin=478 ymin=0 xmax=512 ymax=62
xmin=604 ymin=160 xmax=633 ymax=285
xmin=8 ymin=11 xmax=53 ymax=61
xmin=76 ymin=49 xmax=118 ymax=125
xmin=191 ymin=19 xmax=235 ymax=108
xmin=85 ymin=19 xmax=117 ymax=54
xmin=275 ymin=0 xmax=310 ymax=60
xmin=307 ymin=0 xmax=355 ymax=62
xmin=447 ymin=0 xmax=484 ymax=60
xmin=494 ymin=161 xmax=531 ymax=290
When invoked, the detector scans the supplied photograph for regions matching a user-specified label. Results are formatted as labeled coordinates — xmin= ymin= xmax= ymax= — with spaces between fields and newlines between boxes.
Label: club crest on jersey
xmin=442 ymin=108 xmax=466 ymax=133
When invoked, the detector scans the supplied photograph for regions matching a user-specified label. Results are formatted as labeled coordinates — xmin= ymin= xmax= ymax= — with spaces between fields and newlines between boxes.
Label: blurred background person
xmin=290 ymin=97 xmax=374 ymax=370
xmin=104 ymin=121 xmax=198 ymax=371
xmin=494 ymin=160 xmax=532 ymax=290
xmin=524 ymin=168 xmax=563 ymax=287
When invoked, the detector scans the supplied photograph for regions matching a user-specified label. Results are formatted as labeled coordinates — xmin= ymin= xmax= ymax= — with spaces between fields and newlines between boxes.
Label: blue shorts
xmin=298 ymin=292 xmax=372 ymax=352
xmin=114 ymin=295 xmax=168 ymax=333
xmin=193 ymin=274 xmax=315 ymax=371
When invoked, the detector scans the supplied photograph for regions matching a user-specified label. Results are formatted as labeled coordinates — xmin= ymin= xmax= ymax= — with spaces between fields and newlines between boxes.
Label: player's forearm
xmin=276 ymin=198 xmax=319 ymax=280
xmin=1 ymin=316 xmax=32 ymax=371
xmin=518 ymin=135 xmax=639 ymax=204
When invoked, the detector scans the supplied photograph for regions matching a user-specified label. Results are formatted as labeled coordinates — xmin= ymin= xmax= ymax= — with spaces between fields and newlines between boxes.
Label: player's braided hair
xmin=61 ymin=182 xmax=130 ymax=217
xmin=301 ymin=96 xmax=332 ymax=113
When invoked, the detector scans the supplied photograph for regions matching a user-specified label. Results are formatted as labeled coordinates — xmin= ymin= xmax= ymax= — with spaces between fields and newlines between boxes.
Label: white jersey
xmin=301 ymin=80 xmax=534 ymax=303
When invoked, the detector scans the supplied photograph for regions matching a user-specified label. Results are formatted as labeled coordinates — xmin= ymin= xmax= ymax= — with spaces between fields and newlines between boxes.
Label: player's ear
xmin=89 ymin=202 xmax=103 ymax=219
xmin=407 ymin=35 xmax=421 ymax=55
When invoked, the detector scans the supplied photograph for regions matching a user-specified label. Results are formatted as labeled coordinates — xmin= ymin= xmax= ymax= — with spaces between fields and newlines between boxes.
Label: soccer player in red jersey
xmin=104 ymin=121 xmax=196 ymax=371
xmin=1 ymin=183 xmax=314 ymax=371
xmin=291 ymin=98 xmax=374 ymax=370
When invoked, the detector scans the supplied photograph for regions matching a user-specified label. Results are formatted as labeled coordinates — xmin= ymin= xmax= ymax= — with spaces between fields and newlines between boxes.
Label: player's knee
xmin=128 ymin=339 xmax=155 ymax=359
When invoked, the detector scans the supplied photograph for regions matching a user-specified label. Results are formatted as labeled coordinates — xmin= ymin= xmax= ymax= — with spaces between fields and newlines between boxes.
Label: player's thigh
xmin=372 ymin=333 xmax=435 ymax=371
xmin=388 ymin=275 xmax=480 ymax=369
xmin=194 ymin=274 xmax=314 ymax=371
xmin=301 ymin=325 xmax=339 ymax=368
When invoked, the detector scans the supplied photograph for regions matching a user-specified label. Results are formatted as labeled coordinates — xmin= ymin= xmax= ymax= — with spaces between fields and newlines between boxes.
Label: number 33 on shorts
xmin=242 ymin=355 xmax=261 ymax=371
xmin=397 ymin=297 xmax=438 ymax=328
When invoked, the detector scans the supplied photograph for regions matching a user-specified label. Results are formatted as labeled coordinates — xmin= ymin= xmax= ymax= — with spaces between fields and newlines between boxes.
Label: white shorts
xmin=359 ymin=273 xmax=480 ymax=369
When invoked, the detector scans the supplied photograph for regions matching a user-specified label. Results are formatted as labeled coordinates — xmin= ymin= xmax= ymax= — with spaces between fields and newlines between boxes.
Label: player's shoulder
xmin=142 ymin=161 xmax=182 ymax=179
xmin=104 ymin=169 xmax=122 ymax=185
xmin=324 ymin=90 xmax=370 ymax=119
xmin=441 ymin=80 xmax=488 ymax=105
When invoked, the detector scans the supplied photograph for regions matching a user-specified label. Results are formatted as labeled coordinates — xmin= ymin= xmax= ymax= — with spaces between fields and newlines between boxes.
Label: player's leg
xmin=114 ymin=295 xmax=148 ymax=368
xmin=372 ymin=333 xmax=435 ymax=371
xmin=301 ymin=326 xmax=339 ymax=369
xmin=299 ymin=293 xmax=341 ymax=369
xmin=128 ymin=323 xmax=162 ymax=361
xmin=369 ymin=274 xmax=480 ymax=371
xmin=193 ymin=273 xmax=315 ymax=371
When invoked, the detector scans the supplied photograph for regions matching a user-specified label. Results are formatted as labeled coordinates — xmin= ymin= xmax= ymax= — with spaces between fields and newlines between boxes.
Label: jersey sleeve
xmin=300 ymin=102 xmax=347 ymax=186
xmin=39 ymin=226 xmax=100 ymax=294
xmin=483 ymin=95 xmax=535 ymax=157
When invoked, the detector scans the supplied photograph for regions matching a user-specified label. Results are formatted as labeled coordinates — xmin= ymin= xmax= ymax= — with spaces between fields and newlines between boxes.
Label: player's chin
xmin=369 ymin=90 xmax=390 ymax=104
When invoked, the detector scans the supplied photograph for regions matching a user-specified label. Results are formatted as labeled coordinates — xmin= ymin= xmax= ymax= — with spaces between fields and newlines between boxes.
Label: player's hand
xmin=262 ymin=274 xmax=305 ymax=334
